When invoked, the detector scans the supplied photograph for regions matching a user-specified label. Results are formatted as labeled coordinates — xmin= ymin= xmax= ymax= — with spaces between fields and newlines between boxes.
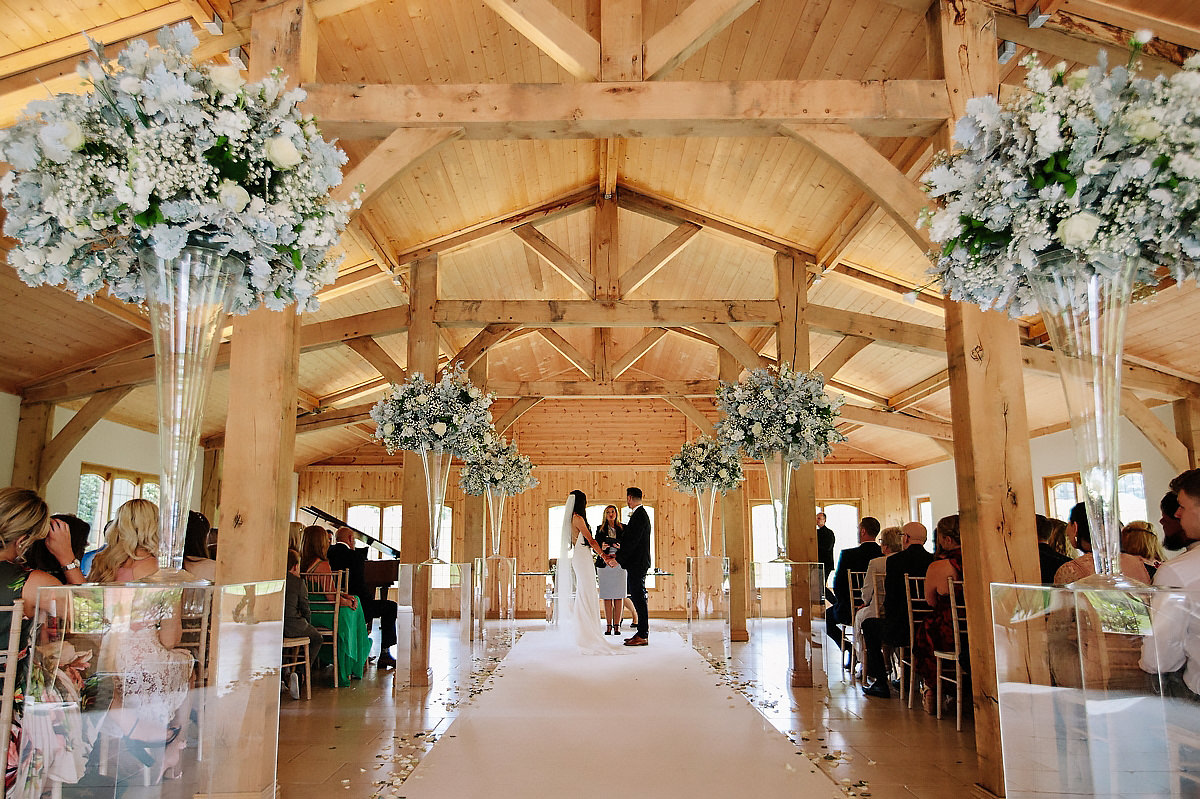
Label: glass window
xmin=1045 ymin=474 xmax=1081 ymax=522
xmin=76 ymin=465 xmax=160 ymax=549
xmin=751 ymin=501 xmax=786 ymax=588
xmin=916 ymin=497 xmax=933 ymax=536
xmin=1118 ymin=466 xmax=1147 ymax=525
xmin=346 ymin=502 xmax=404 ymax=559
xmin=77 ymin=473 xmax=105 ymax=532
xmin=382 ymin=505 xmax=403 ymax=553
xmin=110 ymin=478 xmax=137 ymax=517
xmin=817 ymin=501 xmax=861 ymax=559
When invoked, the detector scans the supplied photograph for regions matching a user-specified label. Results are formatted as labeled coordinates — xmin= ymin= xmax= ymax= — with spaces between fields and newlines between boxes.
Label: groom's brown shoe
xmin=623 ymin=636 xmax=648 ymax=646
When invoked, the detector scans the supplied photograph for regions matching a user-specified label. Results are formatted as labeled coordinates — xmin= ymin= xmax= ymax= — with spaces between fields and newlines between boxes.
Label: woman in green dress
xmin=298 ymin=526 xmax=370 ymax=685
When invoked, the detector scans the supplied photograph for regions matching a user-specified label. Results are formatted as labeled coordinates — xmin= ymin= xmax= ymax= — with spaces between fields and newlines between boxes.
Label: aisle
xmin=401 ymin=629 xmax=844 ymax=799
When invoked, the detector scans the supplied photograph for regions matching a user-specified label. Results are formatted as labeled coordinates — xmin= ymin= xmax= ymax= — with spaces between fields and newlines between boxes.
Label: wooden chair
xmin=281 ymin=637 xmax=312 ymax=700
xmin=933 ymin=577 xmax=969 ymax=730
xmin=178 ymin=588 xmax=210 ymax=684
xmin=901 ymin=575 xmax=930 ymax=708
xmin=302 ymin=570 xmax=346 ymax=687
xmin=0 ymin=598 xmax=23 ymax=783
xmin=841 ymin=570 xmax=867 ymax=681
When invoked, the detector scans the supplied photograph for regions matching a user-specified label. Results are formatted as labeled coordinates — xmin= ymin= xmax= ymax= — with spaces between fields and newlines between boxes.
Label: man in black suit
xmin=328 ymin=527 xmax=399 ymax=669
xmin=816 ymin=512 xmax=835 ymax=600
xmin=824 ymin=516 xmax=882 ymax=649
xmin=861 ymin=521 xmax=933 ymax=698
xmin=619 ymin=487 xmax=652 ymax=646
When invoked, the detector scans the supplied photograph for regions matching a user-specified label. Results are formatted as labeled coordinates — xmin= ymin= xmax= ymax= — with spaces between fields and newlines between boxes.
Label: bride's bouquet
xmin=370 ymin=363 xmax=494 ymax=457
xmin=0 ymin=23 xmax=358 ymax=313
xmin=716 ymin=364 xmax=844 ymax=466
xmin=667 ymin=435 xmax=744 ymax=493
xmin=459 ymin=436 xmax=538 ymax=496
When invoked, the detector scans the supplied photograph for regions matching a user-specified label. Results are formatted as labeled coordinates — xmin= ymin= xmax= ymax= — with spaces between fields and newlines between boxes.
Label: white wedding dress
xmin=553 ymin=500 xmax=616 ymax=655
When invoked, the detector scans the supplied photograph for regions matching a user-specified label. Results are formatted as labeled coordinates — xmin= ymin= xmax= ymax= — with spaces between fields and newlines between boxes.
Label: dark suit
xmin=617 ymin=504 xmax=651 ymax=639
xmin=881 ymin=543 xmax=935 ymax=647
xmin=817 ymin=525 xmax=835 ymax=598
xmin=328 ymin=541 xmax=398 ymax=651
xmin=824 ymin=540 xmax=882 ymax=647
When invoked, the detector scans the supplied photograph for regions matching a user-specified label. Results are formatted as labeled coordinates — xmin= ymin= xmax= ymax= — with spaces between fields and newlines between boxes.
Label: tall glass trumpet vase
xmin=1027 ymin=249 xmax=1142 ymax=588
xmin=762 ymin=450 xmax=796 ymax=563
xmin=477 ymin=486 xmax=516 ymax=646
xmin=419 ymin=449 xmax=453 ymax=565
xmin=694 ymin=483 xmax=719 ymax=558
xmin=139 ymin=236 xmax=240 ymax=581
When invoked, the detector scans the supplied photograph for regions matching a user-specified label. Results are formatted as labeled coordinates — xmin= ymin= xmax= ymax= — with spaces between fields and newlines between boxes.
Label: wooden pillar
xmin=720 ymin=350 xmax=751 ymax=642
xmin=403 ymin=254 xmax=439 ymax=685
xmin=1174 ymin=398 xmax=1200 ymax=468
xmin=929 ymin=2 xmax=1040 ymax=793
xmin=11 ymin=401 xmax=53 ymax=492
xmin=462 ymin=356 xmax=487 ymax=562
xmin=200 ymin=448 xmax=222 ymax=526
xmin=776 ymin=252 xmax=817 ymax=686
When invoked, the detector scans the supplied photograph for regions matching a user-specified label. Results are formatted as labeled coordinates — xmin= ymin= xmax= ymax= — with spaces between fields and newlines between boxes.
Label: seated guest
xmin=88 ymin=499 xmax=193 ymax=783
xmin=1121 ymin=520 xmax=1164 ymax=581
xmin=25 ymin=513 xmax=90 ymax=584
xmin=824 ymin=516 xmax=882 ymax=652
xmin=880 ymin=521 xmax=935 ymax=651
xmin=182 ymin=511 xmax=217 ymax=581
xmin=1036 ymin=514 xmax=1071 ymax=583
xmin=1160 ymin=491 xmax=1193 ymax=553
xmin=288 ymin=521 xmax=305 ymax=553
xmin=1046 ymin=516 xmax=1074 ymax=559
xmin=913 ymin=515 xmax=966 ymax=714
xmin=328 ymin=527 xmax=398 ymax=669
xmin=859 ymin=526 xmax=903 ymax=699
xmin=1142 ymin=470 xmax=1200 ymax=699
xmin=298 ymin=526 xmax=370 ymax=684
xmin=283 ymin=548 xmax=322 ymax=699
xmin=1054 ymin=502 xmax=1150 ymax=584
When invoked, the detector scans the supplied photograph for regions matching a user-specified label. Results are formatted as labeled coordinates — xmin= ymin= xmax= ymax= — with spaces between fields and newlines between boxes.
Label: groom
xmin=619 ymin=487 xmax=652 ymax=646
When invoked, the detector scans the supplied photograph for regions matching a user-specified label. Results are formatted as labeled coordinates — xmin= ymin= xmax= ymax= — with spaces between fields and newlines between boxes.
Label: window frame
xmin=77 ymin=463 xmax=160 ymax=547
xmin=1042 ymin=462 xmax=1146 ymax=522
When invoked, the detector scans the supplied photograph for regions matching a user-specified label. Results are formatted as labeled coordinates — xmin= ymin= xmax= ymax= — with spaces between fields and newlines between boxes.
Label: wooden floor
xmin=275 ymin=620 xmax=979 ymax=799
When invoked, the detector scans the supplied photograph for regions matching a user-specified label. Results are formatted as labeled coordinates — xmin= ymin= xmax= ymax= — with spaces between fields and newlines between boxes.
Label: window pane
xmin=432 ymin=506 xmax=454 ymax=587
xmin=346 ymin=505 xmax=382 ymax=537
xmin=141 ymin=482 xmax=159 ymax=505
xmin=77 ymin=474 xmax=104 ymax=533
xmin=382 ymin=505 xmax=403 ymax=554
xmin=917 ymin=499 xmax=933 ymax=536
xmin=1051 ymin=481 xmax=1078 ymax=521
xmin=751 ymin=502 xmax=786 ymax=588
xmin=823 ymin=503 xmax=861 ymax=558
xmin=1118 ymin=471 xmax=1148 ymax=525
xmin=110 ymin=478 xmax=137 ymax=519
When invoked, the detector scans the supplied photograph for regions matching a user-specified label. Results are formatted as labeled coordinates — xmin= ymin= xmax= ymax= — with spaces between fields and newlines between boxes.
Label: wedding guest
xmin=1036 ymin=514 xmax=1071 ymax=583
xmin=880 ymin=521 xmax=935 ymax=650
xmin=1046 ymin=516 xmax=1074 ymax=559
xmin=824 ymin=517 xmax=881 ymax=651
xmin=1053 ymin=502 xmax=1149 ymax=584
xmin=182 ymin=511 xmax=217 ymax=581
xmin=913 ymin=514 xmax=966 ymax=714
xmin=25 ymin=513 xmax=89 ymax=584
xmin=860 ymin=525 xmax=903 ymax=699
xmin=288 ymin=521 xmax=305 ymax=553
xmin=299 ymin=526 xmax=370 ymax=683
xmin=595 ymin=505 xmax=628 ymax=635
xmin=1160 ymin=491 xmax=1193 ymax=553
xmin=284 ymin=548 xmax=322 ymax=699
xmin=329 ymin=527 xmax=398 ymax=669
xmin=1121 ymin=520 xmax=1164 ymax=580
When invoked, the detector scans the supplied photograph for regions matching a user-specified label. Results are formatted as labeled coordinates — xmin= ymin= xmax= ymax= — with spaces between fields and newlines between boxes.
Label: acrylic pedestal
xmin=686 ymin=556 xmax=730 ymax=664
xmin=992 ymin=581 xmax=1200 ymax=798
xmin=404 ymin=562 xmax=474 ymax=688
xmin=17 ymin=581 xmax=282 ymax=799
xmin=750 ymin=562 xmax=823 ymax=686
xmin=474 ymin=556 xmax=516 ymax=651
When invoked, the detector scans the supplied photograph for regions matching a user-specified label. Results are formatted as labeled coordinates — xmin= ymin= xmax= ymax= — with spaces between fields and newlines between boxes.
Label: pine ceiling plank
xmin=481 ymin=0 xmax=599 ymax=80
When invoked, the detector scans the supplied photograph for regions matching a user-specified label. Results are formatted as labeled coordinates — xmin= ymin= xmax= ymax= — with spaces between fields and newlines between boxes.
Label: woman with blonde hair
xmin=1121 ymin=520 xmax=1164 ymax=581
xmin=87 ymin=498 xmax=162 ymax=583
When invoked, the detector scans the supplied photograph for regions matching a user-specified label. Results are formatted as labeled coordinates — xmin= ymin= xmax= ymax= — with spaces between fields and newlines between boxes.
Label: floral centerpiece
xmin=0 ymin=24 xmax=358 ymax=580
xmin=372 ymin=363 xmax=494 ymax=563
xmin=668 ymin=434 xmax=744 ymax=557
xmin=0 ymin=23 xmax=359 ymax=313
xmin=459 ymin=435 xmax=538 ymax=558
xmin=920 ymin=36 xmax=1200 ymax=585
xmin=717 ymin=364 xmax=844 ymax=562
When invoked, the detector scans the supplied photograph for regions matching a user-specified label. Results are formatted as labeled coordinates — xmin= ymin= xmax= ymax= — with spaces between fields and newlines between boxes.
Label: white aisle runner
xmin=402 ymin=630 xmax=843 ymax=799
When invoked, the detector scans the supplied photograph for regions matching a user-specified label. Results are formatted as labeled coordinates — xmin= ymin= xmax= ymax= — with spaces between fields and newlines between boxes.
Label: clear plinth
xmin=474 ymin=556 xmax=517 ymax=651
xmin=687 ymin=556 xmax=730 ymax=664
xmin=17 ymin=581 xmax=282 ymax=799
xmin=750 ymin=561 xmax=823 ymax=686
xmin=992 ymin=582 xmax=1200 ymax=798
xmin=404 ymin=562 xmax=474 ymax=688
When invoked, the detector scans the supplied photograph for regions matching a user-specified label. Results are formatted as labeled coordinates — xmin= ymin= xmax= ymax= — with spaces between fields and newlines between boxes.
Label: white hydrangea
xmin=370 ymin=363 xmax=495 ymax=458
xmin=716 ymin=365 xmax=845 ymax=466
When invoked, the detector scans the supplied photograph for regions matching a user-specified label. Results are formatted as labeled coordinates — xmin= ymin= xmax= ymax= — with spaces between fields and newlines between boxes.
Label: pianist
xmin=329 ymin=527 xmax=399 ymax=669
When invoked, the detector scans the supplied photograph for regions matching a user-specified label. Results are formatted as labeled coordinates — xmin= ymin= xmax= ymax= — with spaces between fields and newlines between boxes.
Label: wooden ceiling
xmin=2 ymin=0 xmax=1200 ymax=472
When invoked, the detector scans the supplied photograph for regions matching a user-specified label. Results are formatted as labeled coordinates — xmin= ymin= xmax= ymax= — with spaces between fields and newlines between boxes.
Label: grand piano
xmin=300 ymin=506 xmax=409 ymax=604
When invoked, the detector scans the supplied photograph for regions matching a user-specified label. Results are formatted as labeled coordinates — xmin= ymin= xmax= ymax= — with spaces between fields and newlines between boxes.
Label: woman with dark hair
xmin=913 ymin=514 xmax=965 ymax=714
xmin=182 ymin=511 xmax=217 ymax=581
xmin=1054 ymin=502 xmax=1149 ymax=584
xmin=25 ymin=513 xmax=90 ymax=583
xmin=594 ymin=505 xmax=627 ymax=635
xmin=554 ymin=490 xmax=614 ymax=653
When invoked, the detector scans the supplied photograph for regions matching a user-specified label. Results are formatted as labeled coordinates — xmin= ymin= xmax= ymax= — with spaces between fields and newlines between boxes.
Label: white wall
xmin=907 ymin=404 xmax=1180 ymax=526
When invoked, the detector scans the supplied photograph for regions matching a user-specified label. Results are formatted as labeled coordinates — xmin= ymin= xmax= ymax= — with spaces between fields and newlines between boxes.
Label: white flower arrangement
xmin=667 ymin=435 xmax=744 ymax=493
xmin=458 ymin=436 xmax=538 ymax=496
xmin=716 ymin=365 xmax=845 ymax=466
xmin=921 ymin=38 xmax=1200 ymax=314
xmin=370 ymin=363 xmax=494 ymax=457
xmin=0 ymin=24 xmax=360 ymax=313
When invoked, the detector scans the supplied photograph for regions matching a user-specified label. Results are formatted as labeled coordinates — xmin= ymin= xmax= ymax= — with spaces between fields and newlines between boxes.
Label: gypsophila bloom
xmin=667 ymin=435 xmax=744 ymax=493
xmin=716 ymin=365 xmax=844 ymax=466
xmin=459 ymin=436 xmax=539 ymax=497
xmin=371 ymin=363 xmax=494 ymax=457
xmin=0 ymin=23 xmax=360 ymax=313
xmin=920 ymin=45 xmax=1200 ymax=315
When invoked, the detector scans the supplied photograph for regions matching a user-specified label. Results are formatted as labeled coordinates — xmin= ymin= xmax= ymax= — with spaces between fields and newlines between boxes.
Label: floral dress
xmin=913 ymin=549 xmax=966 ymax=690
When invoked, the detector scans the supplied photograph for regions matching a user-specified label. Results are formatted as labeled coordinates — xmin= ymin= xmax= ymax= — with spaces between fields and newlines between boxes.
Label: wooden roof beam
xmin=814 ymin=335 xmax=872 ymax=378
xmin=537 ymin=329 xmax=596 ymax=379
xmin=494 ymin=397 xmax=544 ymax=432
xmin=302 ymin=79 xmax=954 ymax=140
xmin=344 ymin=336 xmax=406 ymax=385
xmin=447 ymin=324 xmax=521 ymax=374
xmin=889 ymin=368 xmax=951 ymax=409
xmin=38 ymin=387 xmax=134 ymax=487
xmin=838 ymin=403 xmax=953 ymax=440
xmin=611 ymin=328 xmax=669 ymax=378
xmin=513 ymin=225 xmax=596 ymax=298
xmin=482 ymin=0 xmax=600 ymax=80
xmin=643 ymin=0 xmax=761 ymax=80
xmin=696 ymin=324 xmax=768 ymax=372
xmin=619 ymin=222 xmax=702 ymax=297
xmin=437 ymin=299 xmax=779 ymax=327
xmin=661 ymin=396 xmax=716 ymax=436
xmin=335 ymin=127 xmax=464 ymax=206
xmin=486 ymin=379 xmax=719 ymax=398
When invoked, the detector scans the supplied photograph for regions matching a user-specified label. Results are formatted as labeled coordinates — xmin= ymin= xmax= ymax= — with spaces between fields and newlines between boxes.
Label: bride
xmin=553 ymin=490 xmax=616 ymax=654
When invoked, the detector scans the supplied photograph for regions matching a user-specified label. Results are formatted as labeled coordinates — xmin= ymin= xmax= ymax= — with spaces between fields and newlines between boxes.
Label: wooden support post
xmin=720 ymin=349 xmax=751 ymax=643
xmin=11 ymin=401 xmax=53 ymax=491
xmin=1174 ymin=398 xmax=1200 ymax=468
xmin=776 ymin=252 xmax=817 ymax=687
xmin=463 ymin=357 xmax=487 ymax=563
xmin=929 ymin=3 xmax=1039 ymax=793
xmin=200 ymin=448 xmax=222 ymax=527
xmin=403 ymin=254 xmax=439 ymax=686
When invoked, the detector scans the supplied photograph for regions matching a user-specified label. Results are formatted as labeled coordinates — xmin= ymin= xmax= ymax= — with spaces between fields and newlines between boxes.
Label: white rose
xmin=382 ymin=422 xmax=395 ymax=436
xmin=38 ymin=120 xmax=85 ymax=163
xmin=1065 ymin=69 xmax=1088 ymax=90
xmin=751 ymin=422 xmax=764 ymax=436
xmin=264 ymin=135 xmax=302 ymax=169
xmin=431 ymin=421 xmax=448 ymax=437
xmin=217 ymin=179 xmax=250 ymax=212
xmin=208 ymin=65 xmax=245 ymax=95
xmin=1123 ymin=108 xmax=1162 ymax=141
xmin=1082 ymin=159 xmax=1105 ymax=176
xmin=1056 ymin=211 xmax=1102 ymax=249
xmin=118 ymin=76 xmax=142 ymax=94
xmin=415 ymin=394 xmax=429 ymax=404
